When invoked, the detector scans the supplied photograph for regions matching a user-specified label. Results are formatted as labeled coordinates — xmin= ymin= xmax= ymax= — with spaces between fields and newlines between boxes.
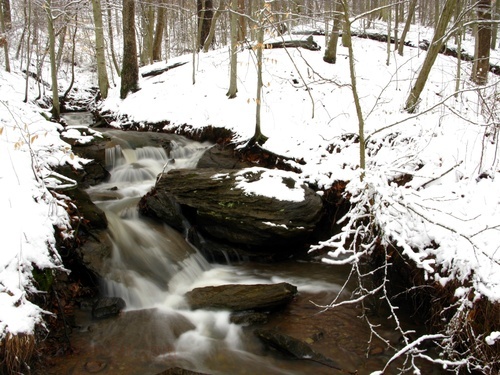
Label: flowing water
xmin=48 ymin=113 xmax=443 ymax=375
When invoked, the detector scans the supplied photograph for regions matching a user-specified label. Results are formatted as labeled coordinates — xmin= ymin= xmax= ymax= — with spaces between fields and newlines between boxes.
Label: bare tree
xmin=323 ymin=0 xmax=342 ymax=64
xmin=45 ymin=0 xmax=60 ymax=119
xmin=0 ymin=0 xmax=10 ymax=72
xmin=121 ymin=0 xmax=139 ymax=99
xmin=197 ymin=0 xmax=214 ymax=49
xmin=152 ymin=0 xmax=166 ymax=61
xmin=203 ymin=0 xmax=226 ymax=52
xmin=471 ymin=0 xmax=492 ymax=85
xmin=92 ymin=0 xmax=110 ymax=98
xmin=227 ymin=0 xmax=238 ymax=98
xmin=398 ymin=0 xmax=417 ymax=56
xmin=339 ymin=0 xmax=366 ymax=177
xmin=405 ymin=0 xmax=457 ymax=113
xmin=251 ymin=0 xmax=268 ymax=146
xmin=105 ymin=0 xmax=121 ymax=75
xmin=2 ymin=0 xmax=11 ymax=30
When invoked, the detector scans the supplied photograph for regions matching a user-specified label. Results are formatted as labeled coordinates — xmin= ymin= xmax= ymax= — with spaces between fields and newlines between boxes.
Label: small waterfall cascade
xmin=84 ymin=132 xmax=311 ymax=374
xmin=88 ymin=131 xmax=213 ymax=310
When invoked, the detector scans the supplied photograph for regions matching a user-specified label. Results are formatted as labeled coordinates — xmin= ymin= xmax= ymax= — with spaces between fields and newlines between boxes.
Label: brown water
xmin=46 ymin=120 xmax=445 ymax=375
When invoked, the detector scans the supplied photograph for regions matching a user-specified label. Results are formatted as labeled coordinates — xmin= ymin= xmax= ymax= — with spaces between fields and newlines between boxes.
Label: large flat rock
xmin=139 ymin=167 xmax=324 ymax=255
xmin=185 ymin=282 xmax=298 ymax=311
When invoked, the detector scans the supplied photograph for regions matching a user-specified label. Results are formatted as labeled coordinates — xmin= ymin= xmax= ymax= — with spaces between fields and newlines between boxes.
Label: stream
xmin=47 ymin=113 xmax=444 ymax=375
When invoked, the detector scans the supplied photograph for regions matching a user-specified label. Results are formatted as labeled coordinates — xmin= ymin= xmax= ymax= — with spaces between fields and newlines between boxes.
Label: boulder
xmin=139 ymin=167 xmax=324 ymax=256
xmin=254 ymin=329 xmax=343 ymax=370
xmin=92 ymin=297 xmax=126 ymax=319
xmin=185 ymin=282 xmax=297 ymax=312
xmin=75 ymin=229 xmax=113 ymax=279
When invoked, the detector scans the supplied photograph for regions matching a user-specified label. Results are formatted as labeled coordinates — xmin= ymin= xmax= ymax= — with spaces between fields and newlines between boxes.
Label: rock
xmin=156 ymin=368 xmax=209 ymax=375
xmin=197 ymin=144 xmax=253 ymax=169
xmin=230 ymin=311 xmax=269 ymax=325
xmin=75 ymin=229 xmax=113 ymax=279
xmin=92 ymin=297 xmax=126 ymax=319
xmin=254 ymin=329 xmax=342 ymax=370
xmin=139 ymin=167 xmax=324 ymax=256
xmin=64 ymin=187 xmax=108 ymax=230
xmin=84 ymin=360 xmax=107 ymax=373
xmin=185 ymin=282 xmax=297 ymax=312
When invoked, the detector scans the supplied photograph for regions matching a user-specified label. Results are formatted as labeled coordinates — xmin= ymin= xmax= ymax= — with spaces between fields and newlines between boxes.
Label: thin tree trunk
xmin=398 ymin=0 xmax=417 ymax=56
xmin=63 ymin=19 xmax=78 ymax=99
xmin=405 ymin=0 xmax=457 ymax=113
xmin=341 ymin=0 xmax=365 ymax=179
xmin=323 ymin=0 xmax=342 ymax=64
xmin=252 ymin=0 xmax=268 ymax=146
xmin=455 ymin=13 xmax=463 ymax=98
xmin=46 ymin=0 xmax=60 ymax=119
xmin=55 ymin=23 xmax=66 ymax=72
xmin=23 ymin=0 xmax=32 ymax=102
xmin=227 ymin=0 xmax=238 ymax=98
xmin=386 ymin=2 xmax=391 ymax=66
xmin=105 ymin=0 xmax=121 ymax=76
xmin=92 ymin=0 xmax=110 ymax=98
xmin=394 ymin=1 xmax=398 ymax=51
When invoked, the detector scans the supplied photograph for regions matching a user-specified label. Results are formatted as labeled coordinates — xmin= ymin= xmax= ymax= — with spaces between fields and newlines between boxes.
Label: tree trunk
xmin=45 ymin=0 xmax=60 ymax=119
xmin=238 ymin=0 xmax=246 ymax=42
xmin=0 ymin=0 xmax=10 ymax=72
xmin=252 ymin=0 xmax=268 ymax=146
xmin=227 ymin=0 xmax=238 ymax=98
xmin=471 ymin=0 xmax=492 ymax=85
xmin=92 ymin=0 xmax=110 ymax=98
xmin=323 ymin=0 xmax=342 ymax=64
xmin=398 ymin=0 xmax=417 ymax=56
xmin=2 ymin=0 xmax=11 ymax=30
xmin=120 ymin=0 xmax=139 ymax=99
xmin=55 ymin=23 xmax=66 ymax=72
xmin=152 ymin=0 xmax=165 ymax=61
xmin=341 ymin=0 xmax=365 ymax=179
xmin=491 ymin=0 xmax=500 ymax=49
xmin=140 ymin=3 xmax=155 ymax=65
xmin=23 ymin=0 xmax=32 ymax=102
xmin=386 ymin=2 xmax=391 ymax=65
xmin=405 ymin=0 xmax=457 ymax=113
xmin=105 ymin=0 xmax=121 ymax=76
xmin=63 ymin=18 xmax=78 ymax=100
xmin=203 ymin=0 xmax=225 ymax=52
xmin=394 ymin=1 xmax=398 ymax=51
xmin=197 ymin=0 xmax=214 ymax=49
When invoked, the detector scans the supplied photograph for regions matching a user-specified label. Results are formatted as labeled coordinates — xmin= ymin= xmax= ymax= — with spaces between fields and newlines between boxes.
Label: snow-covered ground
xmin=1 ymin=19 xmax=499 ymax=368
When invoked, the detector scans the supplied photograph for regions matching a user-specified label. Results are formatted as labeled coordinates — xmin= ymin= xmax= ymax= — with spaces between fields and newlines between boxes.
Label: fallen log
xmin=141 ymin=61 xmax=188 ymax=78
xmin=258 ymin=35 xmax=321 ymax=51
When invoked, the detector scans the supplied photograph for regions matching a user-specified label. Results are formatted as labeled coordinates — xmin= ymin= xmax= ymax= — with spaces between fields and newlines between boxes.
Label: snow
xmin=234 ymin=167 xmax=305 ymax=202
xmin=1 ymin=20 xmax=499 ymax=362
xmin=486 ymin=331 xmax=500 ymax=345
xmin=0 ymin=69 xmax=86 ymax=339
